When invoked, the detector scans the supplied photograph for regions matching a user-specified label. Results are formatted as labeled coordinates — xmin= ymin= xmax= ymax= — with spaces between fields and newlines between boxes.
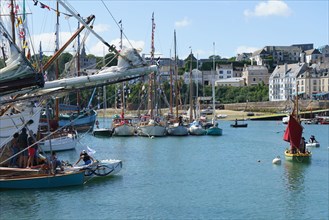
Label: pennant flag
xmin=118 ymin=20 xmax=122 ymax=24
xmin=87 ymin=146 xmax=96 ymax=155
xmin=16 ymin=16 xmax=23 ymax=27
xmin=33 ymin=0 xmax=38 ymax=6
xmin=26 ymin=49 xmax=31 ymax=60
xmin=22 ymin=40 xmax=28 ymax=49
xmin=40 ymin=2 xmax=50 ymax=10
xmin=19 ymin=29 xmax=25 ymax=38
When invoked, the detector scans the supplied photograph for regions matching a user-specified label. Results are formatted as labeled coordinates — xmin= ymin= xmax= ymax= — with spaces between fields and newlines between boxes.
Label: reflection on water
xmin=283 ymin=161 xmax=310 ymax=219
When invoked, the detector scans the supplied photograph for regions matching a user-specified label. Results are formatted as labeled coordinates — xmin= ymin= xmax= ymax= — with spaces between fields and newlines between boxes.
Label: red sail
xmin=283 ymin=115 xmax=303 ymax=149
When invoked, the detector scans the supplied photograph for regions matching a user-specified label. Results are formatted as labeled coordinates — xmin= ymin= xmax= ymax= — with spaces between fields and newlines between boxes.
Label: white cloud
xmin=236 ymin=46 xmax=260 ymax=55
xmin=244 ymin=0 xmax=292 ymax=17
xmin=31 ymin=32 xmax=74 ymax=56
xmin=92 ymin=24 xmax=111 ymax=33
xmin=175 ymin=17 xmax=191 ymax=28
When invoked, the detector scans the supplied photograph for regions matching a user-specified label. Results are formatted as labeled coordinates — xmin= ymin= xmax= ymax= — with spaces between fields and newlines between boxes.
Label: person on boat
xmin=95 ymin=120 xmax=99 ymax=129
xmin=235 ymin=119 xmax=238 ymax=126
xmin=26 ymin=135 xmax=38 ymax=168
xmin=18 ymin=127 xmax=28 ymax=168
xmin=178 ymin=116 xmax=183 ymax=126
xmin=300 ymin=137 xmax=306 ymax=153
xmin=50 ymin=151 xmax=64 ymax=172
xmin=9 ymin=133 xmax=19 ymax=167
xmin=309 ymin=135 xmax=317 ymax=143
xmin=74 ymin=150 xmax=95 ymax=166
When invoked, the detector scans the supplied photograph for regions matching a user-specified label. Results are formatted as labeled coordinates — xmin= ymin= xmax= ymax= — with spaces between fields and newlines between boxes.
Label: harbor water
xmin=1 ymin=120 xmax=328 ymax=219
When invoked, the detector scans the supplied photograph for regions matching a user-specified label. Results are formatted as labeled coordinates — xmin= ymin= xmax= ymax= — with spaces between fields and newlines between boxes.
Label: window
xmin=253 ymin=78 xmax=256 ymax=82
xmin=219 ymin=71 xmax=223 ymax=74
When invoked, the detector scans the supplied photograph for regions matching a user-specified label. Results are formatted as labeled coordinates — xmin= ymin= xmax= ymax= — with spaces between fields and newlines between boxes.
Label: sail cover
xmin=283 ymin=115 xmax=303 ymax=149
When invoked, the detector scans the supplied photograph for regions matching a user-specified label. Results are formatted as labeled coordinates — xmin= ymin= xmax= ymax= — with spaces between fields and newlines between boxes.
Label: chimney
xmin=284 ymin=63 xmax=287 ymax=74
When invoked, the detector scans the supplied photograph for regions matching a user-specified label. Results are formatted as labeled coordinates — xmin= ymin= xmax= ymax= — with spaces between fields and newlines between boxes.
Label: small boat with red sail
xmin=283 ymin=83 xmax=311 ymax=163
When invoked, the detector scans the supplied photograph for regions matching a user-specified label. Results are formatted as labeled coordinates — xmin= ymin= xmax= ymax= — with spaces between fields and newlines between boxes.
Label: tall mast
xmin=76 ymin=20 xmax=81 ymax=110
xmin=120 ymin=20 xmax=125 ymax=116
xmin=189 ymin=48 xmax=193 ymax=123
xmin=174 ymin=30 xmax=178 ymax=120
xmin=10 ymin=0 xmax=15 ymax=44
xmin=55 ymin=1 xmax=60 ymax=121
xmin=169 ymin=49 xmax=173 ymax=115
xmin=148 ymin=12 xmax=155 ymax=118
xmin=212 ymin=42 xmax=216 ymax=120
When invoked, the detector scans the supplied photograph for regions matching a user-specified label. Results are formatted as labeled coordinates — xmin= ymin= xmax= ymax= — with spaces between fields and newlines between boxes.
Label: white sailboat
xmin=138 ymin=13 xmax=167 ymax=137
xmin=167 ymin=30 xmax=189 ymax=136
xmin=206 ymin=42 xmax=222 ymax=136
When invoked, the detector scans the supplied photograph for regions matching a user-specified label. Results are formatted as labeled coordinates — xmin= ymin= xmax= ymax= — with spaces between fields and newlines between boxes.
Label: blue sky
xmin=1 ymin=0 xmax=328 ymax=59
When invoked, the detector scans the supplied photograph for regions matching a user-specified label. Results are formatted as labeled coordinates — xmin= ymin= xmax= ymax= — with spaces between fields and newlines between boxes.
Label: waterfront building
xmin=269 ymin=63 xmax=308 ymax=101
xmin=242 ymin=65 xmax=269 ymax=86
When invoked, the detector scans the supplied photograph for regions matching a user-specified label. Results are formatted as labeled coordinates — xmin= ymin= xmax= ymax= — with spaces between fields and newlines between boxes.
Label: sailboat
xmin=283 ymin=82 xmax=311 ymax=162
xmin=205 ymin=42 xmax=222 ymax=136
xmin=167 ymin=30 xmax=189 ymax=136
xmin=188 ymin=53 xmax=206 ymax=136
xmin=138 ymin=13 xmax=167 ymax=137
xmin=93 ymin=86 xmax=112 ymax=136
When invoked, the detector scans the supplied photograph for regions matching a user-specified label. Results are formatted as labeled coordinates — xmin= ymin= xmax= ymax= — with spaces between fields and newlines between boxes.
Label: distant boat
xmin=230 ymin=123 xmax=248 ymax=128
xmin=112 ymin=116 xmax=136 ymax=136
xmin=138 ymin=116 xmax=167 ymax=137
xmin=189 ymin=121 xmax=206 ymax=135
xmin=38 ymin=130 xmax=78 ymax=152
xmin=59 ymin=108 xmax=97 ymax=132
xmin=205 ymin=122 xmax=223 ymax=136
xmin=230 ymin=119 xmax=248 ymax=128
xmin=93 ymin=128 xmax=112 ymax=137
xmin=282 ymin=115 xmax=289 ymax=124
xmin=93 ymin=86 xmax=112 ymax=137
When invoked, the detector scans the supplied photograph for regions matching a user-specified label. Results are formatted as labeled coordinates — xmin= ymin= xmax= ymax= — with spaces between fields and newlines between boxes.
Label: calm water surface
xmin=1 ymin=120 xmax=328 ymax=219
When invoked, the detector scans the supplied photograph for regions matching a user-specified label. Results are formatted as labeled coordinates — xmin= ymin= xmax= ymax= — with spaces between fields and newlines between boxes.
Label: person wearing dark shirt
xmin=18 ymin=128 xmax=28 ymax=168
xmin=74 ymin=150 xmax=94 ymax=166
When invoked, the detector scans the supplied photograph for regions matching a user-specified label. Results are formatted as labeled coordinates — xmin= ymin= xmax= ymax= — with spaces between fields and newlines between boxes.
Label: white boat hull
xmin=112 ymin=124 xmax=135 ymax=136
xmin=306 ymin=142 xmax=320 ymax=148
xmin=39 ymin=134 xmax=78 ymax=152
xmin=167 ymin=125 xmax=189 ymax=136
xmin=0 ymin=106 xmax=41 ymax=148
xmin=138 ymin=125 xmax=167 ymax=137
xmin=189 ymin=125 xmax=206 ymax=135
xmin=69 ymin=159 xmax=122 ymax=178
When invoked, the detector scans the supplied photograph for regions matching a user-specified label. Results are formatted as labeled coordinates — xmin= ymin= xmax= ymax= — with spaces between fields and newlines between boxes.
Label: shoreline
xmin=95 ymin=108 xmax=269 ymax=121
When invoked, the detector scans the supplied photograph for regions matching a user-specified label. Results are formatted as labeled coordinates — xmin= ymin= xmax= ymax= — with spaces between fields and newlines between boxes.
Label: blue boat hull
xmin=59 ymin=110 xmax=97 ymax=131
xmin=206 ymin=127 xmax=223 ymax=136
xmin=0 ymin=171 xmax=85 ymax=189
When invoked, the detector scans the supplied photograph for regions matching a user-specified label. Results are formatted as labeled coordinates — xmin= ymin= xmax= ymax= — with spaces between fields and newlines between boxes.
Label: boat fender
xmin=272 ymin=156 xmax=281 ymax=165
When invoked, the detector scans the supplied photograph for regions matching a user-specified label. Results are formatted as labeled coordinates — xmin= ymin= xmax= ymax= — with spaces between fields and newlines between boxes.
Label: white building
xmin=215 ymin=78 xmax=245 ymax=87
xmin=269 ymin=63 xmax=308 ymax=101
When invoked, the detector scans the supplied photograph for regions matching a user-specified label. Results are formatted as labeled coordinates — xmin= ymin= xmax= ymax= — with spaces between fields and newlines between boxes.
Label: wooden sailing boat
xmin=111 ymin=20 xmax=136 ymax=137
xmin=138 ymin=13 xmax=167 ymax=137
xmin=205 ymin=42 xmax=222 ymax=136
xmin=188 ymin=52 xmax=206 ymax=135
xmin=283 ymin=82 xmax=311 ymax=162
xmin=93 ymin=86 xmax=112 ymax=136
xmin=167 ymin=30 xmax=189 ymax=136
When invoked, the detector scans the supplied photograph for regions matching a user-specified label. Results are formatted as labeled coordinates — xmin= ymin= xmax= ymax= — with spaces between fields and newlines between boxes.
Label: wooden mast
xmin=189 ymin=49 xmax=193 ymax=123
xmin=55 ymin=1 xmax=60 ymax=121
xmin=169 ymin=50 xmax=173 ymax=115
xmin=174 ymin=30 xmax=178 ymax=120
